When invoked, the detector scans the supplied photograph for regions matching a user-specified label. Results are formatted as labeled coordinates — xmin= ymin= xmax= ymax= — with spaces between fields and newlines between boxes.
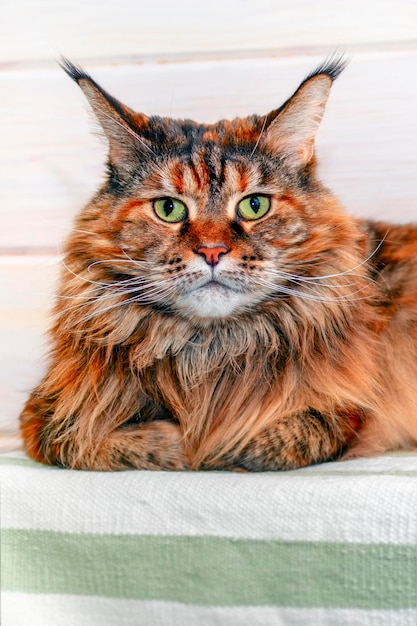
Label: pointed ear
xmin=259 ymin=58 xmax=347 ymax=169
xmin=60 ymin=58 xmax=150 ymax=181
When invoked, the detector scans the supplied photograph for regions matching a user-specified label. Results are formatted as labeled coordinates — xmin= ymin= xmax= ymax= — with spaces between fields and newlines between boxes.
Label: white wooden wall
xmin=1 ymin=1 xmax=416 ymax=450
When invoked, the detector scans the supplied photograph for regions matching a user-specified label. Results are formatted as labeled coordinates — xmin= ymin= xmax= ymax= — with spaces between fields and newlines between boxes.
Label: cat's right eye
xmin=153 ymin=198 xmax=188 ymax=223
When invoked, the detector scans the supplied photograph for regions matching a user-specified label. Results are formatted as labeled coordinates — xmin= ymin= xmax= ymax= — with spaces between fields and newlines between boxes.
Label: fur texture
xmin=20 ymin=58 xmax=417 ymax=471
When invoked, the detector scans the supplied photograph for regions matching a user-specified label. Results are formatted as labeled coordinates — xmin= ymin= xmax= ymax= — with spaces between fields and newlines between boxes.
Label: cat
xmin=20 ymin=57 xmax=417 ymax=471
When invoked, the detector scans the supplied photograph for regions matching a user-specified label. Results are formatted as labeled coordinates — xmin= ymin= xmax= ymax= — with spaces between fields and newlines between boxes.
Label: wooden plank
xmin=0 ymin=256 xmax=57 ymax=443
xmin=1 ymin=50 xmax=417 ymax=251
xmin=1 ymin=0 xmax=416 ymax=63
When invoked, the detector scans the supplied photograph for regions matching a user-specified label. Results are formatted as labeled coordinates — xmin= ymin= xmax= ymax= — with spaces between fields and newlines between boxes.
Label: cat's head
xmin=62 ymin=57 xmax=362 ymax=324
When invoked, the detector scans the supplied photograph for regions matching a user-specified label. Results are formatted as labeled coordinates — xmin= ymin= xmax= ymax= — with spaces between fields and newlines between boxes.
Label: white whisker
xmin=95 ymin=106 xmax=159 ymax=158
xmin=94 ymin=106 xmax=170 ymax=181
xmin=76 ymin=282 xmax=181 ymax=323
xmin=57 ymin=269 xmax=187 ymax=317
xmin=120 ymin=248 xmax=156 ymax=269
xmin=250 ymin=115 xmax=268 ymax=159
xmin=270 ymin=236 xmax=387 ymax=285
xmin=265 ymin=270 xmax=361 ymax=290
xmin=60 ymin=256 xmax=112 ymax=288
xmin=87 ymin=258 xmax=153 ymax=271
xmin=253 ymin=276 xmax=368 ymax=303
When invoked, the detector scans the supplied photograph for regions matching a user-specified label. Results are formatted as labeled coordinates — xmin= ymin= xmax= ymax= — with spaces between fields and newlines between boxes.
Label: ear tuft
xmin=303 ymin=54 xmax=348 ymax=84
xmin=59 ymin=57 xmax=92 ymax=84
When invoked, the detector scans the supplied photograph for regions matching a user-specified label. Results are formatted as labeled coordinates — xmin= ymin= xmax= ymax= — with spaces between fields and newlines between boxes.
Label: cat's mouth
xmin=174 ymin=276 xmax=256 ymax=319
xmin=194 ymin=279 xmax=241 ymax=294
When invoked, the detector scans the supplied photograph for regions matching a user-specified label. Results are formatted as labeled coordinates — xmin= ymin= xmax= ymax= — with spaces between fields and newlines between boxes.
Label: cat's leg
xmin=20 ymin=363 xmax=188 ymax=471
xmin=214 ymin=410 xmax=351 ymax=471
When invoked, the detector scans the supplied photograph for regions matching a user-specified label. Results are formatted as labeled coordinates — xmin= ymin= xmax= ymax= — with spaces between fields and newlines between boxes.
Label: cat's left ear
xmin=260 ymin=58 xmax=347 ymax=168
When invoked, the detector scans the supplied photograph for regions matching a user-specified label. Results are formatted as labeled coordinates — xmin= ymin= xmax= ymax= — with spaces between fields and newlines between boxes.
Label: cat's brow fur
xmin=20 ymin=58 xmax=417 ymax=471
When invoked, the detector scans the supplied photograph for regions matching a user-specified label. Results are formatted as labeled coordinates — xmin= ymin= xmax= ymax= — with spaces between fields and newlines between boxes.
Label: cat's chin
xmin=174 ymin=282 xmax=256 ymax=320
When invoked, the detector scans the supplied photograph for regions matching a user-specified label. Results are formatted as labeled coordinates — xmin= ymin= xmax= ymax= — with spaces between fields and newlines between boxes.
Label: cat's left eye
xmin=237 ymin=195 xmax=270 ymax=221
xmin=153 ymin=198 xmax=188 ymax=223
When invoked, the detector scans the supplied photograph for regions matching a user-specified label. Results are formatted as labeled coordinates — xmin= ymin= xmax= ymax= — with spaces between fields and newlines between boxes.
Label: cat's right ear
xmin=60 ymin=58 xmax=150 ymax=181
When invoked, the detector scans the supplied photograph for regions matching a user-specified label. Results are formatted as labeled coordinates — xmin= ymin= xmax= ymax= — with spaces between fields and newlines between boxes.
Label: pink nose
xmin=196 ymin=245 xmax=229 ymax=266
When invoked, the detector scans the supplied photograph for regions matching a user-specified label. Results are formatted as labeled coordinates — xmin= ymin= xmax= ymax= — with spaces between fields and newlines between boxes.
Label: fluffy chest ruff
xmin=129 ymin=305 xmax=379 ymax=469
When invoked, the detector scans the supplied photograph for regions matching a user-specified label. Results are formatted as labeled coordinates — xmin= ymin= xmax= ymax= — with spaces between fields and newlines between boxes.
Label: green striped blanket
xmin=1 ymin=451 xmax=416 ymax=625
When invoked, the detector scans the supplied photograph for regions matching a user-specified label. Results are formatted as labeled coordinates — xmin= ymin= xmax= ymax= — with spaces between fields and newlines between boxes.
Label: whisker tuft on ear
xmin=59 ymin=56 xmax=92 ymax=84
xmin=304 ymin=52 xmax=349 ymax=83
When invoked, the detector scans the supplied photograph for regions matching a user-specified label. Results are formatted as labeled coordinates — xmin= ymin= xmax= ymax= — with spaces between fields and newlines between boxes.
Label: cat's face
xmin=102 ymin=139 xmax=317 ymax=320
xmin=63 ymin=58 xmax=360 ymax=323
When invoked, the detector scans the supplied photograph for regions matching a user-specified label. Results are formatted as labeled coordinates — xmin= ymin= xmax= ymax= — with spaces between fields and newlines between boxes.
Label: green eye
xmin=153 ymin=198 xmax=187 ymax=223
xmin=237 ymin=195 xmax=270 ymax=221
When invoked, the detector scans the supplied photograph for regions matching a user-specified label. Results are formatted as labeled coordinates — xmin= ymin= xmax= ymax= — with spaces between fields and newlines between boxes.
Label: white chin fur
xmin=175 ymin=283 xmax=255 ymax=319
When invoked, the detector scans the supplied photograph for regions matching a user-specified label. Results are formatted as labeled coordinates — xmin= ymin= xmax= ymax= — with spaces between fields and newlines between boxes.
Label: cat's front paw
xmin=210 ymin=411 xmax=347 ymax=471
xmin=101 ymin=420 xmax=189 ymax=471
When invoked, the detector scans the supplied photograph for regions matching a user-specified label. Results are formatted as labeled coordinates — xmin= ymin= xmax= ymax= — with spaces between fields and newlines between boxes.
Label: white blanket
xmin=1 ymin=451 xmax=416 ymax=626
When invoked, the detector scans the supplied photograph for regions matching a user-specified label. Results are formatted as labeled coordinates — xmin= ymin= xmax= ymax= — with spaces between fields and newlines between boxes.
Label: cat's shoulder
xmin=364 ymin=219 xmax=417 ymax=263
xmin=363 ymin=219 xmax=417 ymax=306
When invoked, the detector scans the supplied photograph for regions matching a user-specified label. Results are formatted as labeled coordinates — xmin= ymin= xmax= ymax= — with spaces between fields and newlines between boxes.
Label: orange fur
xmin=20 ymin=58 xmax=417 ymax=471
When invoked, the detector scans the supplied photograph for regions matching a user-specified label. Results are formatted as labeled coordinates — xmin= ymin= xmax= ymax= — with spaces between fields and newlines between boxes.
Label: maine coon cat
xmin=20 ymin=57 xmax=417 ymax=471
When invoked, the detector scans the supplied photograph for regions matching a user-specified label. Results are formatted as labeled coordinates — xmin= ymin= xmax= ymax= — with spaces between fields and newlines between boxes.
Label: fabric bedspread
xmin=1 ymin=450 xmax=416 ymax=626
